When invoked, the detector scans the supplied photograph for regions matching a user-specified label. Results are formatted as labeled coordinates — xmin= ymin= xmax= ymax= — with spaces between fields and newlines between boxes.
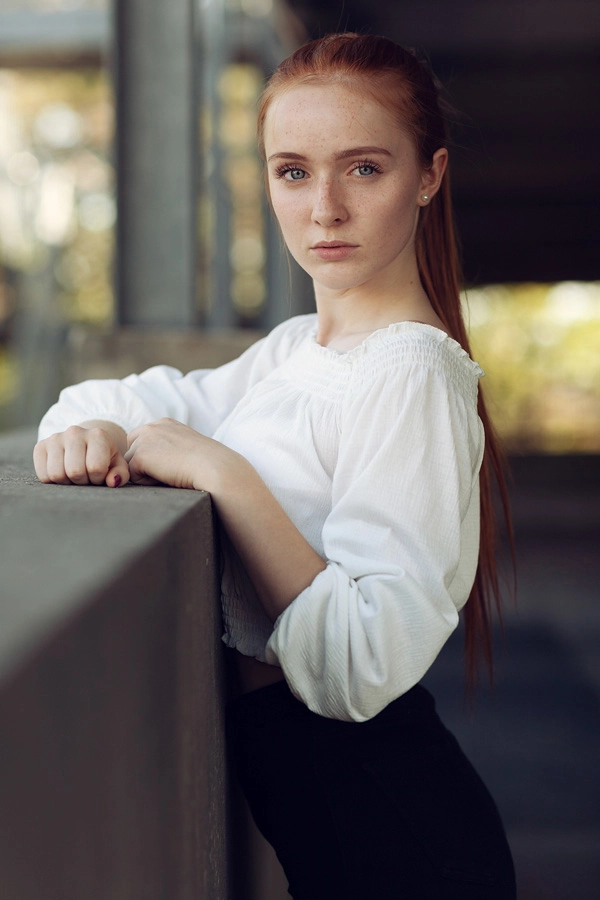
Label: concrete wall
xmin=3 ymin=424 xmax=599 ymax=898
xmin=0 ymin=429 xmax=231 ymax=900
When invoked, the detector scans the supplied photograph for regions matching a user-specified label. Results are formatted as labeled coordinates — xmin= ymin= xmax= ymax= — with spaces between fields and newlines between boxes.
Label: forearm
xmin=210 ymin=457 xmax=327 ymax=622
xmin=122 ymin=419 xmax=325 ymax=618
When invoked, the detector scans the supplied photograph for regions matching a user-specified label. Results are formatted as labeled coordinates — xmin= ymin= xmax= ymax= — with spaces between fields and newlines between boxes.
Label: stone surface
xmin=0 ymin=429 xmax=231 ymax=900
xmin=0 ymin=429 xmax=208 ymax=680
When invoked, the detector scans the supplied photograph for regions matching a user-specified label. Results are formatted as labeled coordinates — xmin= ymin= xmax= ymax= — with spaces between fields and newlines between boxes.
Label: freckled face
xmin=263 ymin=82 xmax=430 ymax=296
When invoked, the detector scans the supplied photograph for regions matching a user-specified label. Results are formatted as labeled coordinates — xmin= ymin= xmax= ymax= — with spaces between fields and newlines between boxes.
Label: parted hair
xmin=257 ymin=33 xmax=514 ymax=689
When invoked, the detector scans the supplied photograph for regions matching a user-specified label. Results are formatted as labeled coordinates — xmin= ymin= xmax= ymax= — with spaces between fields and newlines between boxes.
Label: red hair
xmin=258 ymin=33 xmax=514 ymax=688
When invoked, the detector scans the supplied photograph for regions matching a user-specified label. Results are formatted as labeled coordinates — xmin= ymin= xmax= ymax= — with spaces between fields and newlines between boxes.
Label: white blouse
xmin=39 ymin=314 xmax=485 ymax=721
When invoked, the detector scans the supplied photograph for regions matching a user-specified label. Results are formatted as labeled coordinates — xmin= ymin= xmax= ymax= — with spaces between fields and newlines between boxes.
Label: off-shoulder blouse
xmin=39 ymin=314 xmax=485 ymax=721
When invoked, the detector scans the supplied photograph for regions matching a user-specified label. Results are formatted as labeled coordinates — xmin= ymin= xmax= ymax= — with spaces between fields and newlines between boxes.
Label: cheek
xmin=378 ymin=184 xmax=420 ymax=231
xmin=271 ymin=194 xmax=305 ymax=242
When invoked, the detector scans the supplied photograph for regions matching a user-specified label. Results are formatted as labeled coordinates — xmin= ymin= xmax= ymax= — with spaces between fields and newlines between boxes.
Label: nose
xmin=312 ymin=179 xmax=348 ymax=227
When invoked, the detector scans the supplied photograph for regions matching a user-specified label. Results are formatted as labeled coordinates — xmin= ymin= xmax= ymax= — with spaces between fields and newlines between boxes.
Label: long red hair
xmin=257 ymin=33 xmax=514 ymax=687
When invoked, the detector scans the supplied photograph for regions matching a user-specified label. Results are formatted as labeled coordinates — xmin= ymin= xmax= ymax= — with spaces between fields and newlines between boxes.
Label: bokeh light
xmin=0 ymin=65 xmax=114 ymax=421
xmin=463 ymin=282 xmax=600 ymax=453
xmin=217 ymin=63 xmax=267 ymax=320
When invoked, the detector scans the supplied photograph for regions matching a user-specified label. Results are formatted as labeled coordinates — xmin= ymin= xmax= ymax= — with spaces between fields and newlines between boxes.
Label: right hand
xmin=33 ymin=424 xmax=130 ymax=488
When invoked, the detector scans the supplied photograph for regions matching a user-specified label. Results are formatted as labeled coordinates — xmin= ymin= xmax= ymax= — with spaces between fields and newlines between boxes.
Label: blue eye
xmin=353 ymin=159 xmax=383 ymax=177
xmin=273 ymin=163 xmax=307 ymax=181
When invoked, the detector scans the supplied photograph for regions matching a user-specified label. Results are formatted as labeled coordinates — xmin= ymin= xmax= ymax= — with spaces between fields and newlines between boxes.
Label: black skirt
xmin=227 ymin=679 xmax=516 ymax=900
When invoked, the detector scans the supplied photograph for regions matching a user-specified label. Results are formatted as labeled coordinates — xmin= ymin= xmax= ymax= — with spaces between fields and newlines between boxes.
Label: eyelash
xmin=274 ymin=164 xmax=306 ymax=181
xmin=273 ymin=158 xmax=384 ymax=181
xmin=353 ymin=158 xmax=384 ymax=176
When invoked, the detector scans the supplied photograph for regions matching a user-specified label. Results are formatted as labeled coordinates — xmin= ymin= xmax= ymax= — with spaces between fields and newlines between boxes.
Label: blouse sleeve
xmin=265 ymin=359 xmax=485 ymax=722
xmin=38 ymin=316 xmax=313 ymax=440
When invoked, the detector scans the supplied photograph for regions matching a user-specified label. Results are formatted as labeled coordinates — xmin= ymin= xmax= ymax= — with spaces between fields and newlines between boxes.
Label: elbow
xmin=267 ymin=568 xmax=460 ymax=723
xmin=337 ymin=613 xmax=460 ymax=722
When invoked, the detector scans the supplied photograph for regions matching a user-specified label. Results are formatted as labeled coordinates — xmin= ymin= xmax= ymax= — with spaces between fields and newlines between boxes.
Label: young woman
xmin=34 ymin=33 xmax=516 ymax=899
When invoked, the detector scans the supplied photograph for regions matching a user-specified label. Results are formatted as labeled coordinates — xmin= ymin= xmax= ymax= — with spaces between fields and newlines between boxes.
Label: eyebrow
xmin=267 ymin=146 xmax=392 ymax=163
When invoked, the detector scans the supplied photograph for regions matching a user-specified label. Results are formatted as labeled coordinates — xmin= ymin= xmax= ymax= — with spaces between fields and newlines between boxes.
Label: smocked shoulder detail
xmin=313 ymin=321 xmax=481 ymax=370
xmin=282 ymin=321 xmax=483 ymax=404
xmin=346 ymin=324 xmax=484 ymax=397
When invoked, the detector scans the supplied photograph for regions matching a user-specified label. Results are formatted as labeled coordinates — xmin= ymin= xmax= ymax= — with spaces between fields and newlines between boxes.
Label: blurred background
xmin=0 ymin=1 xmax=598 ymax=898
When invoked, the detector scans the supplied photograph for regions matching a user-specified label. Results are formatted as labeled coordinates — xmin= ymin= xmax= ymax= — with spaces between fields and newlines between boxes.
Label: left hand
xmin=125 ymin=418 xmax=241 ymax=492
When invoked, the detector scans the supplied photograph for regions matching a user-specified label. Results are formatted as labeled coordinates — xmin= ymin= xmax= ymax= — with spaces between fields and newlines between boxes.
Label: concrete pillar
xmin=113 ymin=0 xmax=197 ymax=326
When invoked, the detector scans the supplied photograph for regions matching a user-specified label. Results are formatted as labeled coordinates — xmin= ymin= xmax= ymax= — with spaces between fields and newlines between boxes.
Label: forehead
xmin=263 ymin=81 xmax=410 ymax=156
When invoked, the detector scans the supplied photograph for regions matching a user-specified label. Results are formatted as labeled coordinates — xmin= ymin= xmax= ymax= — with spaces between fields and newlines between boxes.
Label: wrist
xmin=191 ymin=445 xmax=252 ymax=497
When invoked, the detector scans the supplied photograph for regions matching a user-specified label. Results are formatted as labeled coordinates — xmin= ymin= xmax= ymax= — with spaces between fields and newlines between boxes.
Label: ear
xmin=418 ymin=148 xmax=448 ymax=206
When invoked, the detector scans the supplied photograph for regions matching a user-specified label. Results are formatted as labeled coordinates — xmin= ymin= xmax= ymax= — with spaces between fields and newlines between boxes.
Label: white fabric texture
xmin=39 ymin=314 xmax=485 ymax=721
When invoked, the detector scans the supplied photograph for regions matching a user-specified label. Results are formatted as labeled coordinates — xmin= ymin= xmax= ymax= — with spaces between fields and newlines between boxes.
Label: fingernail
xmin=113 ymin=475 xmax=122 ymax=488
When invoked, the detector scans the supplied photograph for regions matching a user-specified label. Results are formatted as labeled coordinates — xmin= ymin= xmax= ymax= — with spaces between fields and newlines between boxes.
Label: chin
xmin=313 ymin=270 xmax=375 ymax=294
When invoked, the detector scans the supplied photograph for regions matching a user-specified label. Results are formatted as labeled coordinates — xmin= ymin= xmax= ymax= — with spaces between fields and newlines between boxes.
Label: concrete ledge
xmin=65 ymin=327 xmax=264 ymax=384
xmin=0 ymin=430 xmax=231 ymax=900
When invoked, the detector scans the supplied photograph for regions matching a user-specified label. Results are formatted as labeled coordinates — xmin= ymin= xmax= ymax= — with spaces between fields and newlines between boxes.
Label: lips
xmin=310 ymin=241 xmax=358 ymax=260
xmin=312 ymin=241 xmax=355 ymax=248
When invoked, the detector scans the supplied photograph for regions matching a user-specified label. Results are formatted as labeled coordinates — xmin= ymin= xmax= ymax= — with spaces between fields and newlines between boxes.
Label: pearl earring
xmin=421 ymin=194 xmax=429 ymax=203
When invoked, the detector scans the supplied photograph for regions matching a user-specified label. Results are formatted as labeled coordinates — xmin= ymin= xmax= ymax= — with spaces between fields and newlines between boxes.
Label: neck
xmin=314 ymin=262 xmax=442 ymax=350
